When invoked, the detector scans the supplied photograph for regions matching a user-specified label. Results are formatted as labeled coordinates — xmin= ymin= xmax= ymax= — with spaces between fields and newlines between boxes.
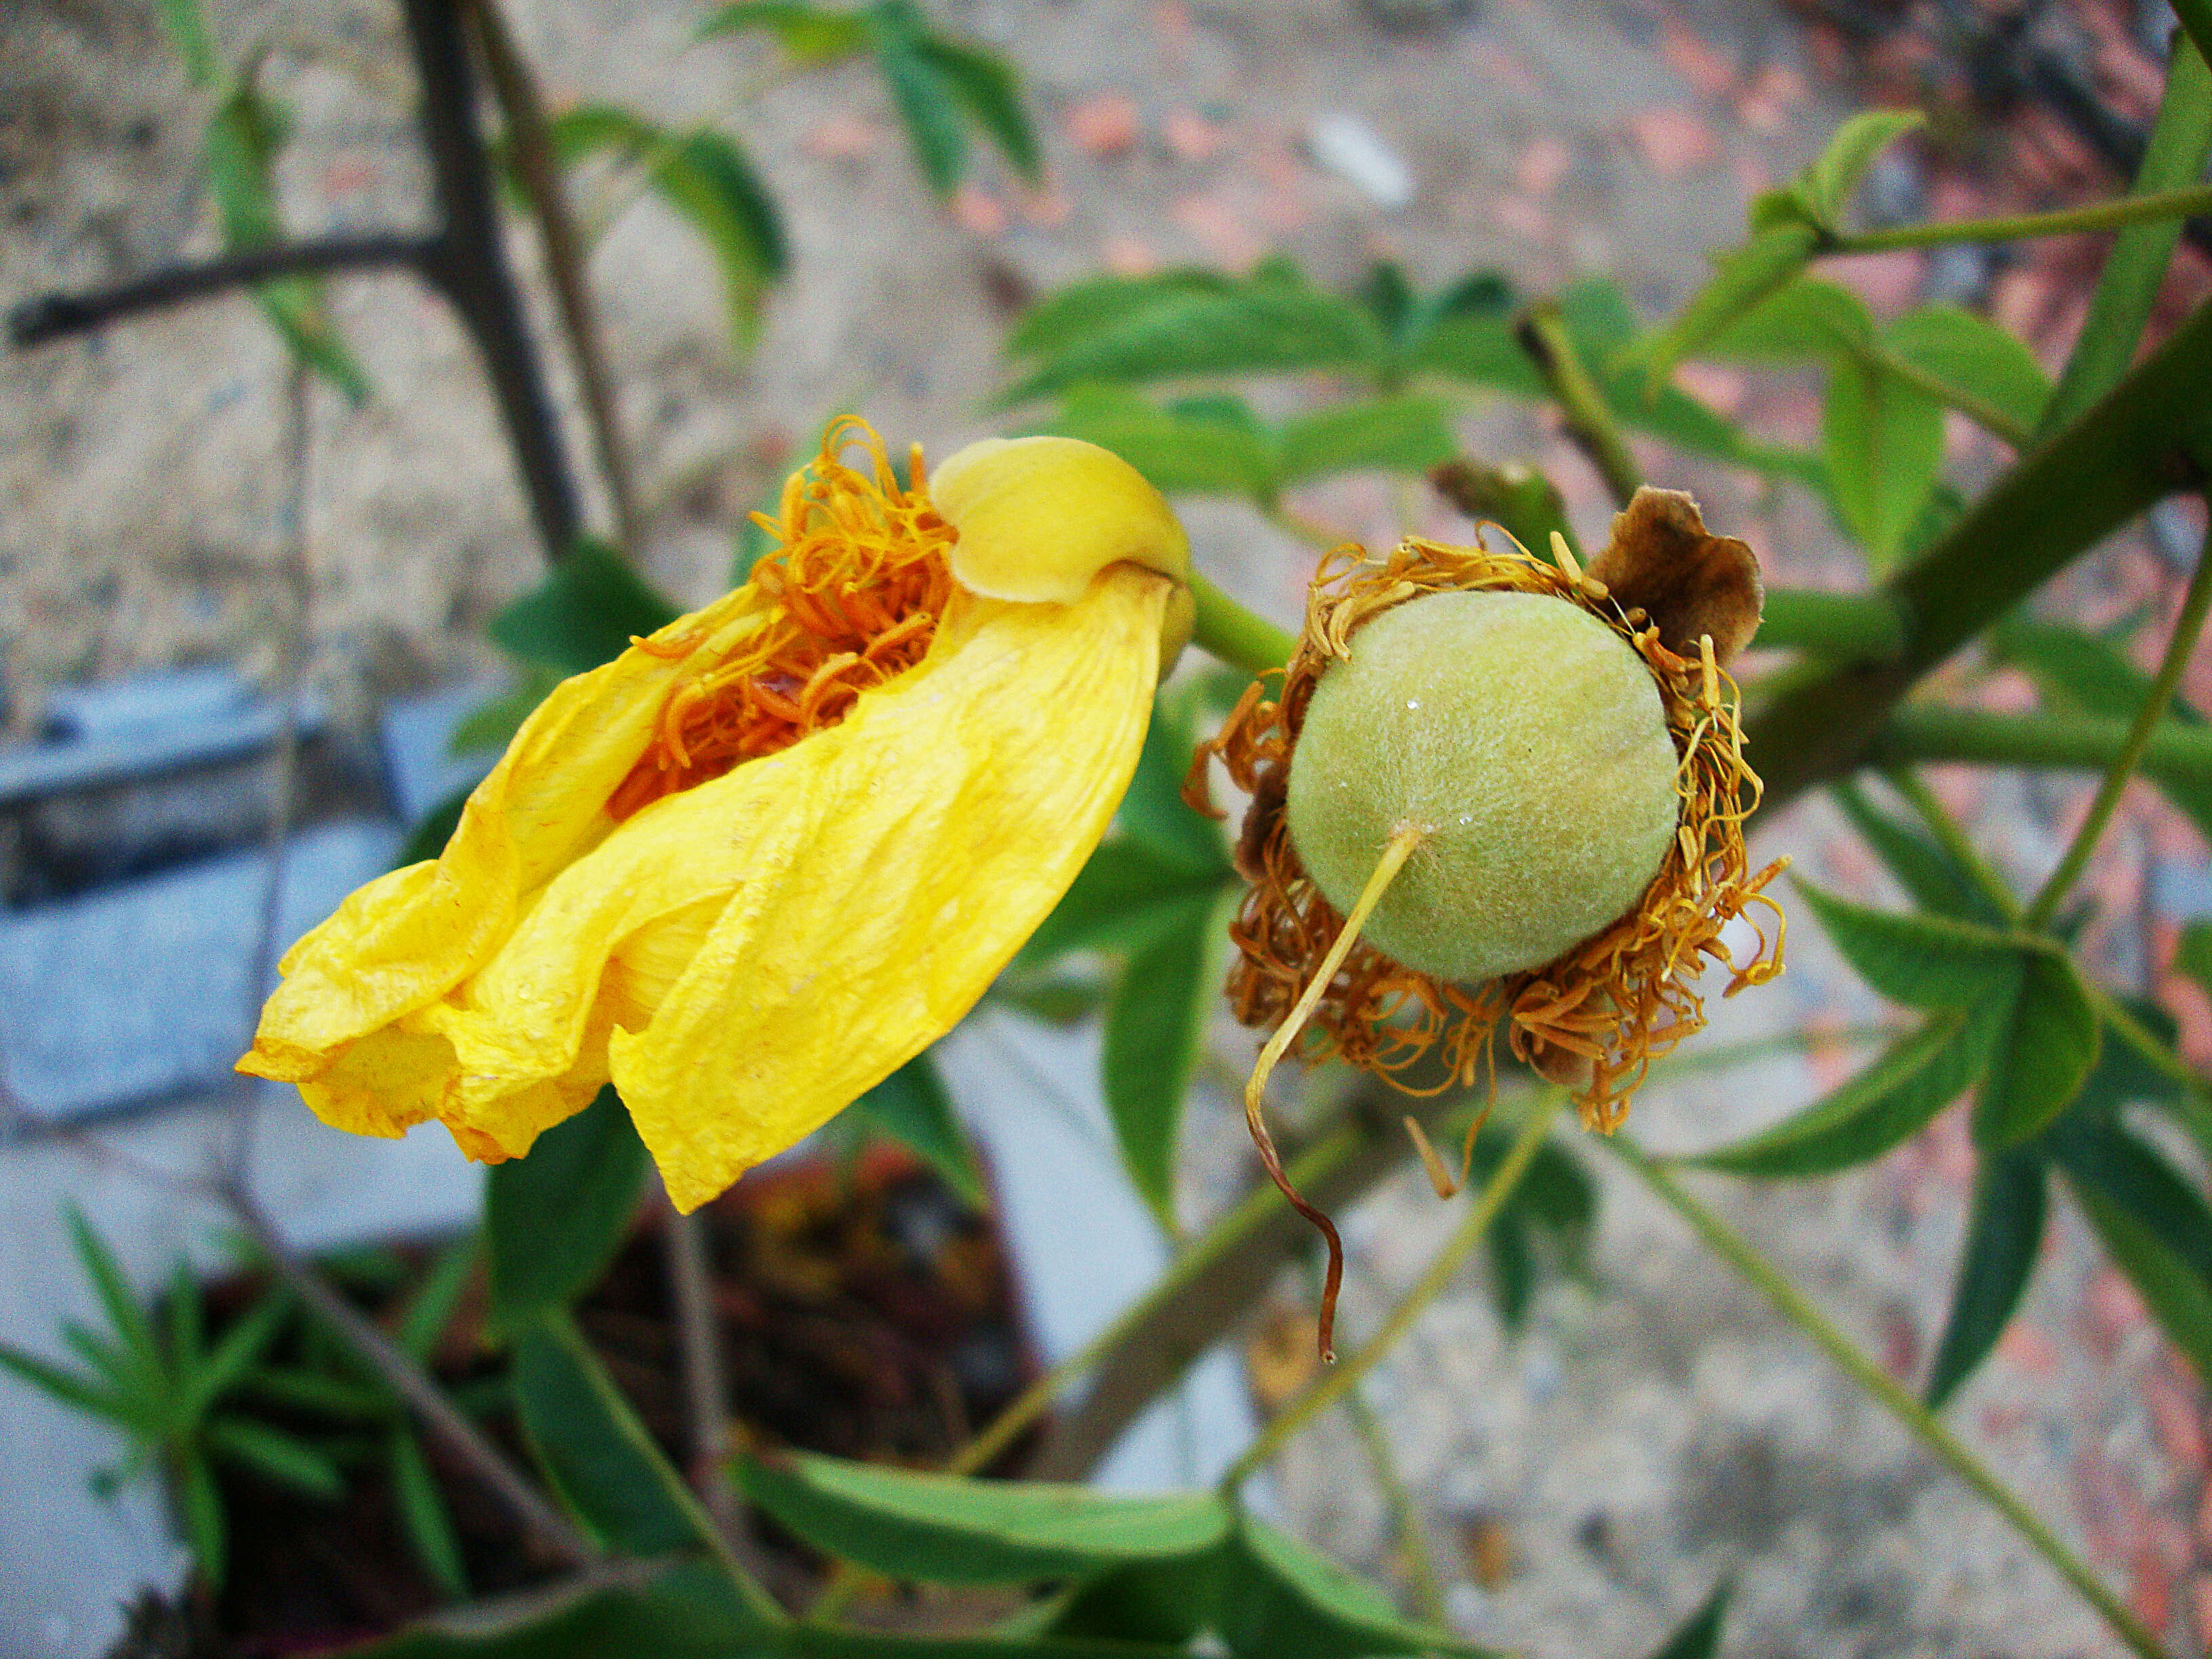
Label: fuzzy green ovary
xmin=1284 ymin=590 xmax=1681 ymax=983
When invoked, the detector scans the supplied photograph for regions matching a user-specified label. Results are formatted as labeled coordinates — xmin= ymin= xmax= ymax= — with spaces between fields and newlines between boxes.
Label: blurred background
xmin=5 ymin=0 xmax=2212 ymax=1654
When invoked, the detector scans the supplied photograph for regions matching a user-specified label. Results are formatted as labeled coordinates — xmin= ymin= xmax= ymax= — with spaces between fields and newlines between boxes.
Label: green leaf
xmin=873 ymin=33 xmax=968 ymax=197
xmin=1698 ymin=999 xmax=2011 ymax=1176
xmin=1273 ymin=396 xmax=1458 ymax=483
xmin=397 ymin=1233 xmax=480 ymax=1363
xmin=1828 ymin=779 xmax=2007 ymax=924
xmin=390 ymin=1427 xmax=469 ymax=1598
xmin=0 ymin=1343 xmax=125 ymax=1419
xmin=512 ymin=1311 xmax=708 ymax=1555
xmin=1882 ymin=307 xmax=2051 ymax=438
xmin=1645 ymin=1580 xmax=1734 ymax=1659
xmin=2178 ymin=922 xmax=2212 ymax=1002
xmin=791 ymin=1634 xmax=1191 ymax=1659
xmin=1045 ymin=1550 xmax=1228 ymax=1644
xmin=851 ymin=1053 xmax=985 ymax=1208
xmin=486 ymin=1086 xmax=649 ymax=1327
xmin=1406 ymin=313 xmax=1546 ymax=396
xmin=1118 ymin=700 xmax=1227 ymax=872
xmin=1641 ymin=222 xmax=1822 ymax=390
xmin=734 ymin=1452 xmax=1233 ymax=1582
xmin=396 ymin=783 xmax=472 ymax=869
xmin=1822 ymin=354 xmax=1946 ymax=567
xmin=184 ymin=1286 xmax=295 ymax=1418
xmin=1486 ymin=1212 xmax=1536 ymax=1330
xmin=205 ymin=1416 xmax=346 ymax=1500
xmin=66 ymin=1212 xmax=163 ymax=1387
xmin=1794 ymin=883 xmax=2022 ymax=1008
xmin=1215 ymin=1513 xmax=1496 ymax=1658
xmin=1036 ymin=388 xmax=1277 ymax=497
xmin=451 ymin=666 xmax=565 ymax=758
xmin=488 ymin=534 xmax=680 ymax=675
xmin=1103 ymin=900 xmax=1218 ymax=1228
xmin=177 ymin=1448 xmax=227 ymax=1589
xmin=1019 ymin=842 xmax=1229 ymax=964
xmin=242 ymin=1364 xmax=388 ymax=1420
xmin=152 ymin=0 xmax=218 ymax=85
xmin=1923 ymin=1146 xmax=2046 ymax=1408
xmin=697 ymin=0 xmax=873 ymax=63
xmin=914 ymin=38 xmax=1040 ymax=182
xmin=545 ymin=106 xmax=786 ymax=344
xmin=339 ymin=1561 xmax=769 ymax=1657
xmin=1703 ymin=276 xmax=1873 ymax=361
xmin=1972 ymin=950 xmax=2100 ymax=1149
xmin=1799 ymin=108 xmax=1927 ymax=228
xmin=2051 ymin=1118 xmax=2212 ymax=1378
xmin=1007 ymin=270 xmax=1242 ymax=362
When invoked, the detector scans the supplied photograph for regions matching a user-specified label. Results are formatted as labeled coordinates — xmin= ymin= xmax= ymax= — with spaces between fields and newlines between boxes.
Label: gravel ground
xmin=5 ymin=0 xmax=2210 ymax=1654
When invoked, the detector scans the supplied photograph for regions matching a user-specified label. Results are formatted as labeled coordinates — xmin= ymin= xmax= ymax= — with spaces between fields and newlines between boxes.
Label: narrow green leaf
xmin=1118 ymin=701 xmax=1229 ymax=872
xmin=67 ymin=1212 xmax=162 ymax=1381
xmin=0 ymin=1343 xmax=125 ymax=1419
xmin=1703 ymin=276 xmax=1874 ymax=361
xmin=1273 ymin=395 xmax=1458 ymax=483
xmin=2053 ymin=1120 xmax=2212 ymax=1378
xmin=1829 ymin=779 xmax=2007 ymax=924
xmin=1923 ymin=1146 xmax=2047 ymax=1408
xmin=398 ymin=1233 xmax=480 ymax=1362
xmin=205 ymin=1416 xmax=346 ymax=1499
xmin=1698 ymin=999 xmax=2011 ymax=1176
xmin=1801 ymin=108 xmax=1927 ymax=227
xmin=1019 ymin=842 xmax=1227 ymax=964
xmin=851 ymin=1053 xmax=985 ymax=1208
xmin=152 ymin=0 xmax=218 ymax=85
xmin=1794 ymin=882 xmax=2022 ymax=1007
xmin=1645 ymin=1579 xmax=1734 ymax=1659
xmin=1216 ymin=1513 xmax=1497 ymax=1658
xmin=242 ymin=1364 xmax=388 ymax=1420
xmin=873 ymin=33 xmax=968 ymax=196
xmin=513 ymin=1312 xmax=706 ymax=1555
xmin=486 ymin=1087 xmax=649 ymax=1327
xmin=1972 ymin=951 xmax=2100 ymax=1149
xmin=697 ymin=0 xmax=872 ymax=62
xmin=914 ymin=38 xmax=1040 ymax=182
xmin=487 ymin=533 xmax=680 ymax=675
xmin=1035 ymin=388 xmax=1277 ymax=497
xmin=793 ymin=1633 xmax=1191 ymax=1659
xmin=1822 ymin=354 xmax=1946 ymax=567
xmin=1642 ymin=222 xmax=1822 ymax=389
xmin=733 ymin=1452 xmax=1233 ymax=1582
xmin=2041 ymin=39 xmax=2212 ymax=434
xmin=1882 ymin=307 xmax=2051 ymax=438
xmin=390 ymin=1427 xmax=469 ymax=1598
xmin=1102 ymin=902 xmax=1217 ymax=1228
xmin=177 ymin=1448 xmax=227 ymax=1589
xmin=186 ymin=1286 xmax=295 ymax=1418
xmin=337 ymin=1561 xmax=769 ymax=1657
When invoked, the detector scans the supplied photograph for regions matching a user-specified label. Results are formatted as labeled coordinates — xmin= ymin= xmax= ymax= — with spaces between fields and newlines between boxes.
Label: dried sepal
xmin=1589 ymin=486 xmax=1764 ymax=668
xmin=1188 ymin=525 xmax=1786 ymax=1132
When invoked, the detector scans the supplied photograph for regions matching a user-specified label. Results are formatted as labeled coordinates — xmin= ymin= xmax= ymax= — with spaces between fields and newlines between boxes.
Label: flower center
xmin=608 ymin=419 xmax=956 ymax=820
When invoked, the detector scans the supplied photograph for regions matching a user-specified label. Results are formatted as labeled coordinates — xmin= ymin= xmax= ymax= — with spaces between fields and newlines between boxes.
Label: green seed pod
xmin=1284 ymin=588 xmax=1680 ymax=983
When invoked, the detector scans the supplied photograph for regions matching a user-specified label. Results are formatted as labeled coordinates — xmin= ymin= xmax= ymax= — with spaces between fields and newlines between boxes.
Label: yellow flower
xmin=239 ymin=421 xmax=1191 ymax=1211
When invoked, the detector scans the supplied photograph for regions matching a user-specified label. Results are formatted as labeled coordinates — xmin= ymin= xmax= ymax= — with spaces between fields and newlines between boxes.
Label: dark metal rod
xmin=8 ymin=234 xmax=434 ymax=349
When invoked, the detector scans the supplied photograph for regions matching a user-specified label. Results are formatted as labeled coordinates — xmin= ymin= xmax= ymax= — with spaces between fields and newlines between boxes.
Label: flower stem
xmin=1824 ymin=182 xmax=2212 ymax=255
xmin=1220 ymin=1090 xmax=1568 ymax=1492
xmin=1609 ymin=1141 xmax=2167 ymax=1659
xmin=1191 ymin=570 xmax=1298 ymax=676
xmin=2024 ymin=521 xmax=2212 ymax=930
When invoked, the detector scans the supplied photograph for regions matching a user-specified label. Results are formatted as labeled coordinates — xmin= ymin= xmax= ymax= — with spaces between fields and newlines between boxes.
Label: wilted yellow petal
xmin=619 ymin=564 xmax=1172 ymax=1210
xmin=933 ymin=436 xmax=1190 ymax=610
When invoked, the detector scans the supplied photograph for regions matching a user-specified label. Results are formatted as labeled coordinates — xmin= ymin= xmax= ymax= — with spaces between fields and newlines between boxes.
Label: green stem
xmin=1759 ymin=589 xmax=1907 ymax=660
xmin=1824 ymin=182 xmax=2212 ymax=255
xmin=1872 ymin=703 xmax=2212 ymax=791
xmin=2084 ymin=980 xmax=2212 ymax=1164
xmin=1610 ymin=1142 xmax=2167 ymax=1659
xmin=2024 ymin=523 xmax=2212 ymax=929
xmin=1856 ymin=339 xmax=2032 ymax=447
xmin=1883 ymin=768 xmax=2024 ymax=921
xmin=1343 ymin=1382 xmax=1449 ymax=1624
xmin=1221 ymin=1091 xmax=1568 ymax=1491
xmin=1517 ymin=302 xmax=1641 ymax=507
xmin=1190 ymin=570 xmax=1298 ymax=677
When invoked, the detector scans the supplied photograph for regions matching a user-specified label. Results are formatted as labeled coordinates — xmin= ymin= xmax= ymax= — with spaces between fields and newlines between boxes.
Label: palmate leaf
xmin=1793 ymin=882 xmax=2022 ymax=1008
xmin=1971 ymin=949 xmax=2100 ymax=1150
xmin=205 ymin=1416 xmax=346 ymax=1500
xmin=1828 ymin=779 xmax=2009 ymax=924
xmin=736 ymin=1452 xmax=1232 ymax=1582
xmin=2049 ymin=1114 xmax=2212 ymax=1379
xmin=697 ymin=0 xmax=873 ymax=64
xmin=1019 ymin=839 xmax=1231 ymax=964
xmin=1639 ymin=222 xmax=1822 ymax=390
xmin=1923 ymin=1145 xmax=2046 ymax=1408
xmin=1215 ymin=1513 xmax=1498 ymax=1658
xmin=487 ymin=533 xmax=682 ymax=675
xmin=1883 ymin=306 xmax=2051 ymax=438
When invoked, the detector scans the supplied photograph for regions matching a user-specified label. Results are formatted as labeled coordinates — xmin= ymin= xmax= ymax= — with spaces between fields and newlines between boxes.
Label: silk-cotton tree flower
xmin=240 ymin=421 xmax=1192 ymax=1211
xmin=1189 ymin=489 xmax=1786 ymax=1353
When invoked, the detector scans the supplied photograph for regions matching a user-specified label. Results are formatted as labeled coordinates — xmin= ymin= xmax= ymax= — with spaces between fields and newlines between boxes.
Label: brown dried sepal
xmin=1589 ymin=487 xmax=1763 ymax=668
xmin=1185 ymin=525 xmax=1786 ymax=1132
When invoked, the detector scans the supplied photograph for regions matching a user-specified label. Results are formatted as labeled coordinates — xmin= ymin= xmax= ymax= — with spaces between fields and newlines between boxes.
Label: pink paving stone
xmin=1065 ymin=93 xmax=1142 ymax=157
xmin=1514 ymin=136 xmax=1572 ymax=198
xmin=2133 ymin=1549 xmax=2175 ymax=1637
xmin=1829 ymin=249 xmax=1925 ymax=314
xmin=1463 ymin=39 xmax=1538 ymax=98
xmin=1102 ymin=235 xmax=1159 ymax=276
xmin=1018 ymin=186 xmax=1072 ymax=228
xmin=1163 ymin=108 xmax=1223 ymax=162
xmin=1492 ymin=195 xmax=1551 ymax=241
xmin=1658 ymin=13 xmax=1740 ymax=100
xmin=2087 ymin=1267 xmax=2152 ymax=1352
xmin=1626 ymin=106 xmax=1719 ymax=178
xmin=951 ymin=183 xmax=1007 ymax=236
xmin=2158 ymin=975 xmax=2212 ymax=1071
xmin=1997 ymin=1320 xmax=2062 ymax=1378
xmin=802 ymin=112 xmax=879 ymax=159
xmin=1672 ymin=361 xmax=1745 ymax=415
xmin=1170 ymin=192 xmax=1265 ymax=268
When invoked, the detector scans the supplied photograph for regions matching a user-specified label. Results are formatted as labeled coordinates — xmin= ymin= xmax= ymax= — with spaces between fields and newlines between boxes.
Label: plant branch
xmin=8 ymin=234 xmax=434 ymax=348
xmin=1823 ymin=182 xmax=2212 ymax=254
xmin=467 ymin=0 xmax=642 ymax=554
xmin=224 ymin=1183 xmax=596 ymax=1570
xmin=1515 ymin=302 xmax=1640 ymax=507
xmin=659 ymin=1195 xmax=740 ymax=1536
xmin=1757 ymin=590 xmax=1907 ymax=660
xmin=1610 ymin=1141 xmax=2168 ymax=1659
xmin=1190 ymin=571 xmax=1298 ymax=678
xmin=1221 ymin=1091 xmax=1567 ymax=1490
xmin=1343 ymin=1381 xmax=1449 ymax=1624
xmin=2024 ymin=520 xmax=2212 ymax=928
xmin=1870 ymin=705 xmax=2212 ymax=794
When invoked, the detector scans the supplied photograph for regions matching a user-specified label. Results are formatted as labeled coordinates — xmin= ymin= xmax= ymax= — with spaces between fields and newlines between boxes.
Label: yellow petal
xmin=932 ymin=436 xmax=1191 ymax=609
xmin=617 ymin=564 xmax=1172 ymax=1210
